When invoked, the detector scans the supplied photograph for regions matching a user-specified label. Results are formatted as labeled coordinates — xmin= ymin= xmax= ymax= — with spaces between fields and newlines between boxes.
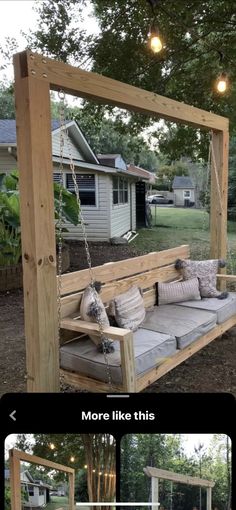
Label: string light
xmin=49 ymin=443 xmax=55 ymax=450
xmin=216 ymin=72 xmax=228 ymax=93
xmin=92 ymin=469 xmax=96 ymax=473
xmin=70 ymin=456 xmax=75 ymax=462
xmin=148 ymin=23 xmax=163 ymax=53
xmin=84 ymin=465 xmax=87 ymax=469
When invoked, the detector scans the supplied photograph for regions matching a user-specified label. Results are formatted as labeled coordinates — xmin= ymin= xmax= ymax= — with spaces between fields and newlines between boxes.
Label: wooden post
xmin=206 ymin=487 xmax=212 ymax=510
xmin=14 ymin=55 xmax=59 ymax=391
xmin=120 ymin=333 xmax=136 ymax=392
xmin=210 ymin=130 xmax=229 ymax=261
xmin=9 ymin=450 xmax=21 ymax=510
xmin=151 ymin=476 xmax=159 ymax=509
xmin=68 ymin=472 xmax=75 ymax=510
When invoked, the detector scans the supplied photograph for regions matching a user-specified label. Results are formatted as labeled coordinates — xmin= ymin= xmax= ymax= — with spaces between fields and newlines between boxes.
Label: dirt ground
xmin=0 ymin=241 xmax=236 ymax=396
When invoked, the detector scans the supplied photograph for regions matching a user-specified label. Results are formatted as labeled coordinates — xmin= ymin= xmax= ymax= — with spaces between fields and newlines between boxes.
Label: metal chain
xmin=200 ymin=136 xmax=211 ymax=259
xmin=58 ymin=91 xmax=113 ymax=390
xmin=57 ymin=90 xmax=65 ymax=347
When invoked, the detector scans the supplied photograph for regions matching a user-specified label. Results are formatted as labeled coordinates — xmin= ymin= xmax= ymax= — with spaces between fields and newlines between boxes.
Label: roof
xmin=127 ymin=164 xmax=156 ymax=183
xmin=0 ymin=119 xmax=60 ymax=144
xmin=172 ymin=176 xmax=194 ymax=189
xmin=97 ymin=153 xmax=126 ymax=170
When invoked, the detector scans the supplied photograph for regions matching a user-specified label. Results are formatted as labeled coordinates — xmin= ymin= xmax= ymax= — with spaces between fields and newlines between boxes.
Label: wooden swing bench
xmin=59 ymin=244 xmax=236 ymax=393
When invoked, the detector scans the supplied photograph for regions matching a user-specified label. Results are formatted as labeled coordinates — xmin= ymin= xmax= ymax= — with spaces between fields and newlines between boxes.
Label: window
xmin=66 ymin=173 xmax=96 ymax=206
xmin=53 ymin=173 xmax=61 ymax=184
xmin=39 ymin=488 xmax=45 ymax=495
xmin=113 ymin=177 xmax=128 ymax=205
xmin=28 ymin=485 xmax=34 ymax=496
xmin=183 ymin=190 xmax=191 ymax=198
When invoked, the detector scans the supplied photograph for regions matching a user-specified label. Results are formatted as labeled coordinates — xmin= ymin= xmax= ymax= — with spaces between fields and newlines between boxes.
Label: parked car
xmin=147 ymin=194 xmax=173 ymax=204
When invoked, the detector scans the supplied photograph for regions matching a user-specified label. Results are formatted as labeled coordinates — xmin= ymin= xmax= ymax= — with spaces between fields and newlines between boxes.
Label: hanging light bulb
xmin=49 ymin=443 xmax=55 ymax=450
xmin=149 ymin=23 xmax=163 ymax=53
xmin=70 ymin=456 xmax=75 ymax=463
xmin=216 ymin=72 xmax=228 ymax=93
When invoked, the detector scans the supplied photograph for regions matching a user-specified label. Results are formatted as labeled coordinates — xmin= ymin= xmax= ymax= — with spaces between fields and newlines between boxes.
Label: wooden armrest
xmin=217 ymin=274 xmax=236 ymax=281
xmin=61 ymin=318 xmax=132 ymax=341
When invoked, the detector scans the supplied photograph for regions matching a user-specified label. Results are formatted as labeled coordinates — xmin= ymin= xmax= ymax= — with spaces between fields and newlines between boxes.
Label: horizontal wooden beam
xmin=61 ymin=318 xmax=131 ymax=341
xmin=15 ymin=50 xmax=228 ymax=131
xmin=144 ymin=467 xmax=215 ymax=488
xmin=10 ymin=449 xmax=75 ymax=474
xmin=60 ymin=244 xmax=190 ymax=296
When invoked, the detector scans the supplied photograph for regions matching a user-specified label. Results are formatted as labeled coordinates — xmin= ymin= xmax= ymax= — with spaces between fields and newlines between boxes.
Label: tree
xmin=14 ymin=433 xmax=116 ymax=503
xmin=25 ymin=1 xmax=236 ymax=160
xmin=0 ymin=83 xmax=15 ymax=119
xmin=157 ymin=160 xmax=189 ymax=190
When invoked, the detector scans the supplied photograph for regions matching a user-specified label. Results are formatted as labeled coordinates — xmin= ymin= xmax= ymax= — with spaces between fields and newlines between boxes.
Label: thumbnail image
xmin=5 ymin=434 xmax=116 ymax=509
xmin=120 ymin=434 xmax=231 ymax=510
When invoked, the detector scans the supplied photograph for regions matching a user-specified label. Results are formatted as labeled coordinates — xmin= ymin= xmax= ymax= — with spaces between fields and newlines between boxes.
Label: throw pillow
xmin=157 ymin=277 xmax=201 ymax=305
xmin=80 ymin=283 xmax=114 ymax=352
xmin=112 ymin=285 xmax=146 ymax=331
xmin=175 ymin=258 xmax=228 ymax=299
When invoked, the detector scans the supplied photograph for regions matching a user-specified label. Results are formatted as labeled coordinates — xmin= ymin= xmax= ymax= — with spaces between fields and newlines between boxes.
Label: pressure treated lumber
xmin=144 ymin=466 xmax=215 ymax=488
xmin=60 ymin=244 xmax=190 ymax=295
xmin=9 ymin=449 xmax=75 ymax=510
xmin=14 ymin=54 xmax=59 ymax=392
xmin=210 ymin=130 xmax=229 ymax=263
xmin=17 ymin=50 xmax=228 ymax=131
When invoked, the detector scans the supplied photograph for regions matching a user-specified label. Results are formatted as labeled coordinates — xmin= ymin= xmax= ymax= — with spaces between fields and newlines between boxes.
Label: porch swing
xmin=13 ymin=50 xmax=236 ymax=393
xmin=57 ymin=117 xmax=236 ymax=393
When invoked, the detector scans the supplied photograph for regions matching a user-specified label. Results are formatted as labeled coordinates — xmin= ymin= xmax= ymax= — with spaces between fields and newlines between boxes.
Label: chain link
xmin=58 ymin=91 xmax=113 ymax=390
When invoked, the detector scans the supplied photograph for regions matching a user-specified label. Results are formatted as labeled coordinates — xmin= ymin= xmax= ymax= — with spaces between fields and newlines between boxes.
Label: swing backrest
xmin=59 ymin=244 xmax=190 ymax=319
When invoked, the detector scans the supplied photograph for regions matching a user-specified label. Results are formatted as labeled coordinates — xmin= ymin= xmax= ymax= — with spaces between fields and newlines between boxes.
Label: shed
xmin=0 ymin=119 xmax=154 ymax=241
xmin=172 ymin=175 xmax=195 ymax=207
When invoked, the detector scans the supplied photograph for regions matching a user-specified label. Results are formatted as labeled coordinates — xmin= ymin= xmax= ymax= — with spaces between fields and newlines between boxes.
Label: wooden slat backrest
xmin=60 ymin=244 xmax=190 ymax=296
xmin=60 ymin=244 xmax=190 ymax=319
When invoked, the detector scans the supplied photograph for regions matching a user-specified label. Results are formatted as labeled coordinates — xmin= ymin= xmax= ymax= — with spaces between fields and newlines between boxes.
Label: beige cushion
xmin=158 ymin=277 xmax=201 ymax=305
xmin=180 ymin=259 xmax=221 ymax=297
xmin=112 ymin=286 xmax=146 ymax=331
xmin=80 ymin=285 xmax=113 ymax=348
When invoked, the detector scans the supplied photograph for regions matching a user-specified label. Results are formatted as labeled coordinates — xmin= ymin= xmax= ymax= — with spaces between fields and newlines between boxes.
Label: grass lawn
xmin=46 ymin=496 xmax=69 ymax=510
xmin=133 ymin=206 xmax=236 ymax=270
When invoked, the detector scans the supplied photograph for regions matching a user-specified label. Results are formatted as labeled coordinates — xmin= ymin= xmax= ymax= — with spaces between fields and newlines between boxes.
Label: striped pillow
xmin=157 ymin=278 xmax=201 ymax=305
xmin=112 ymin=286 xmax=146 ymax=331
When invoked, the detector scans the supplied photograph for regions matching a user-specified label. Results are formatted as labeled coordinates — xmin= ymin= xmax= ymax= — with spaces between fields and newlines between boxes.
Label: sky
xmin=0 ymin=0 xmax=99 ymax=82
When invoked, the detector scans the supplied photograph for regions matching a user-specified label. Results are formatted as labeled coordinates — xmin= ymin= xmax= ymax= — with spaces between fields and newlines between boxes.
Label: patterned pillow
xmin=157 ymin=277 xmax=201 ymax=305
xmin=112 ymin=286 xmax=146 ymax=331
xmin=80 ymin=283 xmax=114 ymax=352
xmin=175 ymin=258 xmax=228 ymax=298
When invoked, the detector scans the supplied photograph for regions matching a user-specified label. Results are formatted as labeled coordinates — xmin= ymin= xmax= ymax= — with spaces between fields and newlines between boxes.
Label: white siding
xmin=110 ymin=177 xmax=132 ymax=237
xmin=174 ymin=188 xmax=195 ymax=206
xmin=52 ymin=131 xmax=85 ymax=161
xmin=62 ymin=173 xmax=110 ymax=241
xmin=0 ymin=148 xmax=17 ymax=172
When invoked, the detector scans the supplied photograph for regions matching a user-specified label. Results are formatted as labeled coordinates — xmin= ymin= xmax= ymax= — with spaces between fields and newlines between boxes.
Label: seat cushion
xmin=60 ymin=328 xmax=177 ymax=385
xmin=175 ymin=292 xmax=236 ymax=324
xmin=142 ymin=305 xmax=217 ymax=349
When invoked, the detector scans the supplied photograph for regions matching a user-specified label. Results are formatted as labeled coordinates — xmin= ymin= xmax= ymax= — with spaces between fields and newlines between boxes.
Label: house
xmin=0 ymin=119 xmax=154 ymax=241
xmin=5 ymin=468 xmax=52 ymax=508
xmin=172 ymin=175 xmax=195 ymax=207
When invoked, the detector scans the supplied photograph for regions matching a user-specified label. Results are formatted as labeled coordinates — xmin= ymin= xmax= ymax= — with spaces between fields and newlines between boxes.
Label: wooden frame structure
xmin=13 ymin=50 xmax=229 ymax=392
xmin=144 ymin=466 xmax=215 ymax=510
xmin=9 ymin=448 xmax=75 ymax=510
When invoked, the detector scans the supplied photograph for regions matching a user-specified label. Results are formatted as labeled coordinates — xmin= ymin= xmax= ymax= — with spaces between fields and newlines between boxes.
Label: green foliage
xmin=0 ymin=171 xmax=80 ymax=266
xmin=157 ymin=160 xmax=189 ymax=189
xmin=25 ymin=0 xmax=236 ymax=159
xmin=0 ymin=82 xmax=15 ymax=119
xmin=120 ymin=434 xmax=231 ymax=510
xmin=4 ymin=487 xmax=11 ymax=510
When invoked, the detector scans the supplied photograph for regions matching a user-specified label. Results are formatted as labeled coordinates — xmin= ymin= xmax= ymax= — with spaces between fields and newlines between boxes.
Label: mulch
xmin=0 ymin=241 xmax=236 ymax=396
